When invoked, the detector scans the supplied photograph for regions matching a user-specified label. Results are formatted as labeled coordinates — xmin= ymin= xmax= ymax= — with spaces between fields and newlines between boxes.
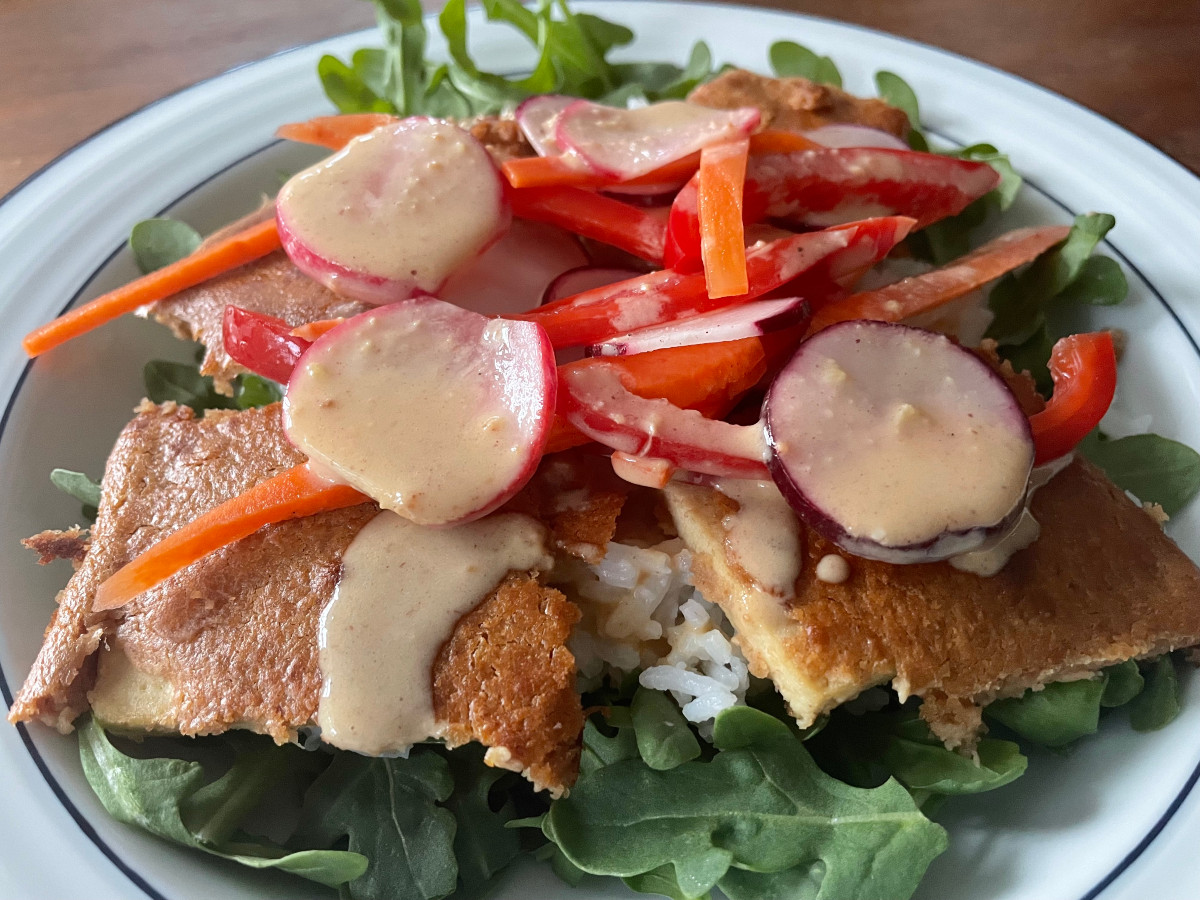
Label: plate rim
xmin=2 ymin=3 xmax=1199 ymax=899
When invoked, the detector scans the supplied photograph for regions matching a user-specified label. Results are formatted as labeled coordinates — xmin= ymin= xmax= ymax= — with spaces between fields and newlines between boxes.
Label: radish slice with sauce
xmin=555 ymin=99 xmax=761 ymax=180
xmin=284 ymin=296 xmax=555 ymax=526
xmin=765 ymin=321 xmax=1034 ymax=564
xmin=439 ymin=219 xmax=588 ymax=316
xmin=277 ymin=118 xmax=509 ymax=305
xmin=588 ymin=297 xmax=810 ymax=357
xmin=559 ymin=361 xmax=770 ymax=479
xmin=515 ymin=94 xmax=575 ymax=156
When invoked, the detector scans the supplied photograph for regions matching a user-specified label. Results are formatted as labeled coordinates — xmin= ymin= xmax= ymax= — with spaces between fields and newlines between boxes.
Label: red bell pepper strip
xmin=509 ymin=186 xmax=667 ymax=264
xmin=222 ymin=306 xmax=312 ymax=384
xmin=522 ymin=216 xmax=914 ymax=349
xmin=1028 ymin=332 xmax=1117 ymax=465
xmin=698 ymin=139 xmax=752 ymax=299
xmin=808 ymin=225 xmax=1073 ymax=332
xmin=93 ymin=462 xmax=369 ymax=612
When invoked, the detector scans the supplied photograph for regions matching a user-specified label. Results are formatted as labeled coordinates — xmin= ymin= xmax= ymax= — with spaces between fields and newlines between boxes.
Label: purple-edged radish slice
xmin=277 ymin=118 xmax=509 ymax=305
xmin=589 ymin=297 xmax=810 ymax=357
xmin=515 ymin=94 xmax=575 ymax=156
xmin=804 ymin=124 xmax=910 ymax=150
xmin=560 ymin=362 xmax=769 ymax=479
xmin=555 ymin=99 xmax=760 ymax=180
xmin=765 ymin=321 xmax=1034 ymax=564
xmin=440 ymin=220 xmax=588 ymax=316
xmin=543 ymin=266 xmax=642 ymax=305
xmin=284 ymin=296 xmax=556 ymax=526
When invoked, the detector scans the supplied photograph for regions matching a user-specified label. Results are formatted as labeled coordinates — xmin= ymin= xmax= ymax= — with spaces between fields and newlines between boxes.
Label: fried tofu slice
xmin=689 ymin=69 xmax=910 ymax=139
xmin=665 ymin=460 xmax=1200 ymax=749
xmin=10 ymin=402 xmax=585 ymax=793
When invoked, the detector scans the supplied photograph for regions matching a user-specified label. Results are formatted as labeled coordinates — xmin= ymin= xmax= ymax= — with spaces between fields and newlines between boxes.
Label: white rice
xmin=557 ymin=540 xmax=750 ymax=736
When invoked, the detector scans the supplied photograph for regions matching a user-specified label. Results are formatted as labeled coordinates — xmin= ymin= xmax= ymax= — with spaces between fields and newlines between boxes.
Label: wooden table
xmin=1 ymin=0 xmax=1197 ymax=198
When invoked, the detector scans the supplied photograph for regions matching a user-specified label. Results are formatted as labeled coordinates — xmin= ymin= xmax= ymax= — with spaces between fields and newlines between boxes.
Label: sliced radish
xmin=589 ymin=297 xmax=810 ymax=357
xmin=277 ymin=118 xmax=509 ymax=305
xmin=555 ymin=99 xmax=760 ymax=180
xmin=804 ymin=124 xmax=910 ymax=150
xmin=284 ymin=296 xmax=555 ymax=526
xmin=439 ymin=219 xmax=588 ymax=316
xmin=515 ymin=95 xmax=575 ymax=156
xmin=543 ymin=266 xmax=642 ymax=305
xmin=559 ymin=361 xmax=769 ymax=479
xmin=765 ymin=321 xmax=1034 ymax=564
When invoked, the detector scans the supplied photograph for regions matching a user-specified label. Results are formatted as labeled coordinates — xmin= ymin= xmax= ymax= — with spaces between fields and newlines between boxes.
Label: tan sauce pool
xmin=712 ymin=479 xmax=803 ymax=598
xmin=318 ymin=511 xmax=552 ymax=756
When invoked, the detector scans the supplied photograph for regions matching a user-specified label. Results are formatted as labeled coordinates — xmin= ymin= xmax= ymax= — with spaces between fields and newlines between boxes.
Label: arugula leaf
xmin=1101 ymin=660 xmax=1145 ymax=708
xmin=443 ymin=746 xmax=525 ymax=896
xmin=50 ymin=468 xmax=101 ymax=521
xmin=630 ymin=687 xmax=702 ymax=771
xmin=874 ymin=71 xmax=924 ymax=149
xmin=768 ymin=41 xmax=842 ymax=88
xmin=1129 ymin=655 xmax=1182 ymax=732
xmin=545 ymin=706 xmax=946 ymax=900
xmin=624 ymin=864 xmax=702 ymax=900
xmin=234 ymin=374 xmax=284 ymax=410
xmin=1079 ymin=431 xmax=1200 ymax=516
xmin=129 ymin=218 xmax=201 ymax=275
xmin=78 ymin=719 xmax=366 ymax=887
xmin=295 ymin=748 xmax=458 ymax=900
xmin=985 ymin=678 xmax=1107 ymax=748
xmin=581 ymin=710 xmax=639 ymax=775
xmin=879 ymin=716 xmax=1026 ymax=795
xmin=143 ymin=360 xmax=236 ymax=411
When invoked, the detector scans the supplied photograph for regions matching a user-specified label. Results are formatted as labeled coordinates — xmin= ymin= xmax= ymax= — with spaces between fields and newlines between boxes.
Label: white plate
xmin=2 ymin=3 xmax=1200 ymax=899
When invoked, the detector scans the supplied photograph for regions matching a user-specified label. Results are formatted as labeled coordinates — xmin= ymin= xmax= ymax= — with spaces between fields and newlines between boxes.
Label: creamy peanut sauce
xmin=285 ymin=308 xmax=534 ymax=525
xmin=278 ymin=120 xmax=504 ymax=297
xmin=318 ymin=511 xmax=552 ymax=756
xmin=712 ymin=479 xmax=803 ymax=598
xmin=769 ymin=326 xmax=1034 ymax=555
xmin=949 ymin=454 xmax=1074 ymax=576
xmin=815 ymin=553 xmax=851 ymax=584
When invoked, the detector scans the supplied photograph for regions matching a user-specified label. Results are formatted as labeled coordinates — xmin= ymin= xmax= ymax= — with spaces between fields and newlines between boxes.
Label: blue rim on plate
xmin=1 ymin=6 xmax=1199 ymax=899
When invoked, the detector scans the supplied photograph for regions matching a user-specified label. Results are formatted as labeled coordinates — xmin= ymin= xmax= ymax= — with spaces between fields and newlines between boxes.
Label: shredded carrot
xmin=23 ymin=218 xmax=282 ymax=358
xmin=291 ymin=318 xmax=345 ymax=342
xmin=92 ymin=463 xmax=368 ymax=612
xmin=747 ymin=130 xmax=821 ymax=154
xmin=275 ymin=113 xmax=399 ymax=150
xmin=697 ymin=139 xmax=751 ymax=299
xmin=808 ymin=225 xmax=1072 ymax=333
xmin=545 ymin=336 xmax=768 ymax=453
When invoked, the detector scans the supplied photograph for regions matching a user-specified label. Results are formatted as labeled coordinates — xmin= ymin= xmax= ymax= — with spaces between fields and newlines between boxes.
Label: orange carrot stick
xmin=276 ymin=113 xmax=399 ymax=150
xmin=808 ymin=225 xmax=1073 ymax=333
xmin=291 ymin=318 xmax=345 ymax=342
xmin=24 ymin=218 xmax=282 ymax=358
xmin=92 ymin=463 xmax=368 ymax=612
xmin=698 ymin=138 xmax=751 ymax=299
xmin=747 ymin=130 xmax=821 ymax=154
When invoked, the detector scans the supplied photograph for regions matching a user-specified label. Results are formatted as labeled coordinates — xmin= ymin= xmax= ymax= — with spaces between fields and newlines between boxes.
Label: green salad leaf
xmin=631 ymin=687 xmax=702 ymax=771
xmin=320 ymin=0 xmax=717 ymax=117
xmin=129 ymin=218 xmax=201 ymax=274
xmin=1129 ymin=655 xmax=1182 ymax=732
xmin=985 ymin=677 xmax=1107 ymax=748
xmin=873 ymin=71 xmax=924 ymax=149
xmin=294 ymin=748 xmax=458 ymax=900
xmin=143 ymin=359 xmax=282 ymax=413
xmin=1080 ymin=431 xmax=1200 ymax=516
xmin=1101 ymin=660 xmax=1146 ymax=708
xmin=50 ymin=468 xmax=101 ymax=522
xmin=78 ymin=719 xmax=366 ymax=887
xmin=443 ymin=747 xmax=527 ymax=896
xmin=769 ymin=41 xmax=842 ymax=87
xmin=544 ymin=706 xmax=946 ymax=900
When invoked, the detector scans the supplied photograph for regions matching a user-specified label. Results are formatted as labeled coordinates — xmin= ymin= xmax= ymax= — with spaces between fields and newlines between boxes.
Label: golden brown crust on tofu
xmin=11 ymin=403 xmax=584 ymax=792
xmin=689 ymin=69 xmax=910 ymax=139
xmin=465 ymin=115 xmax=535 ymax=163
xmin=147 ymin=252 xmax=369 ymax=393
xmin=667 ymin=459 xmax=1200 ymax=750
xmin=23 ymin=528 xmax=89 ymax=566
xmin=434 ymin=573 xmax=583 ymax=795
